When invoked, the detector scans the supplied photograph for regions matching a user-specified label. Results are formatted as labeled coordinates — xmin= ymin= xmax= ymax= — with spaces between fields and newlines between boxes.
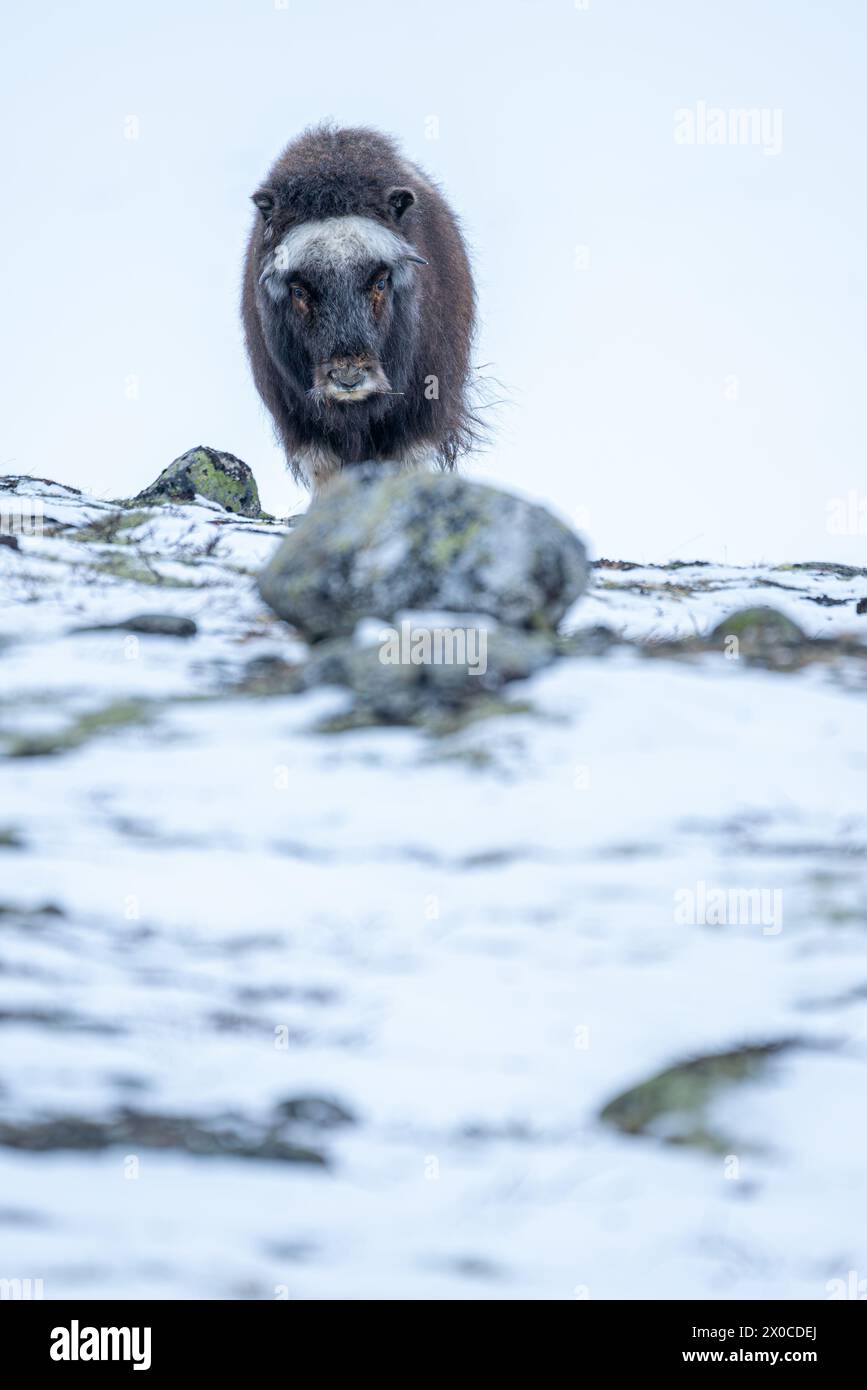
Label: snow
xmin=1 ymin=478 xmax=866 ymax=1300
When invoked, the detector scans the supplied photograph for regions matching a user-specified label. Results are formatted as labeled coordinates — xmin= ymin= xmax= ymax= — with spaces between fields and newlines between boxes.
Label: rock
xmin=0 ymin=1109 xmax=326 ymax=1165
xmin=133 ymin=446 xmax=265 ymax=518
xmin=300 ymin=621 xmax=556 ymax=725
xmin=599 ymin=1040 xmax=798 ymax=1153
xmin=233 ymin=654 xmax=305 ymax=696
xmin=710 ymin=606 xmax=807 ymax=665
xmin=787 ymin=561 xmax=867 ymax=579
xmin=258 ymin=469 xmax=588 ymax=640
xmin=275 ymin=1096 xmax=355 ymax=1128
xmin=73 ymin=613 xmax=198 ymax=638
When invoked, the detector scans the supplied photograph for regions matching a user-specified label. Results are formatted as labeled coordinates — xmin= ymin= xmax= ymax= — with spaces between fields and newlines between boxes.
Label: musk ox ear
xmin=252 ymin=188 xmax=277 ymax=220
xmin=386 ymin=186 xmax=416 ymax=222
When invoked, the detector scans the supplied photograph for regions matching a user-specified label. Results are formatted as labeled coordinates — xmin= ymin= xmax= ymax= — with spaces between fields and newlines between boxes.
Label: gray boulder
xmin=258 ymin=469 xmax=588 ymax=641
xmin=301 ymin=622 xmax=557 ymax=724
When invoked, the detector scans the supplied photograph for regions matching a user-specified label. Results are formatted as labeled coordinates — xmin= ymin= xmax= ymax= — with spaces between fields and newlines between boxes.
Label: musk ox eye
xmin=289 ymin=284 xmax=310 ymax=311
xmin=368 ymin=272 xmax=390 ymax=317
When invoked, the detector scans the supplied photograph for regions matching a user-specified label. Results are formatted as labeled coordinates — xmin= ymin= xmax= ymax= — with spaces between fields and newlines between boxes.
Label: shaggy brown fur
xmin=241 ymin=124 xmax=478 ymax=488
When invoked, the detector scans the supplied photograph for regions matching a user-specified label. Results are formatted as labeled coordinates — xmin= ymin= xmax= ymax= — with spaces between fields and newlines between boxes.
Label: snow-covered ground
xmin=2 ymin=475 xmax=867 ymax=1300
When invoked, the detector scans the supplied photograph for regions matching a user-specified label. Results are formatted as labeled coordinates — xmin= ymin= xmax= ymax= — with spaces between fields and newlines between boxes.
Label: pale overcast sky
xmin=3 ymin=0 xmax=866 ymax=562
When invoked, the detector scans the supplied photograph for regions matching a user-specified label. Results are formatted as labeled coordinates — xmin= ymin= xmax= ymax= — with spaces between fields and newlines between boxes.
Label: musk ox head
xmin=251 ymin=189 xmax=426 ymax=412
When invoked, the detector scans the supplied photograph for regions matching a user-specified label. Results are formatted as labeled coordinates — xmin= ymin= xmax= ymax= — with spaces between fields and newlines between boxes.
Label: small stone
xmin=710 ymin=606 xmax=806 ymax=661
xmin=73 ymin=614 xmax=198 ymax=638
xmin=133 ymin=447 xmax=265 ymax=518
xmin=275 ymin=1096 xmax=355 ymax=1128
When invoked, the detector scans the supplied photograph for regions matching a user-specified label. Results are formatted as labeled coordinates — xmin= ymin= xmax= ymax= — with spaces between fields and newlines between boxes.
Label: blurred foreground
xmin=1 ymin=474 xmax=866 ymax=1299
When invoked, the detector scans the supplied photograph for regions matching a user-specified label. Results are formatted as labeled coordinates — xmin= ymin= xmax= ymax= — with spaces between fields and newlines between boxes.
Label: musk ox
xmin=242 ymin=124 xmax=478 ymax=489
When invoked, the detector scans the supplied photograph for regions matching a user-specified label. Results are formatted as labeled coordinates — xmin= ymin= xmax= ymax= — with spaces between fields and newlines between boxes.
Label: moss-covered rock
xmin=258 ymin=468 xmax=588 ymax=640
xmin=600 ymin=1040 xmax=797 ymax=1153
xmin=133 ymin=447 xmax=265 ymax=518
xmin=710 ymin=606 xmax=807 ymax=666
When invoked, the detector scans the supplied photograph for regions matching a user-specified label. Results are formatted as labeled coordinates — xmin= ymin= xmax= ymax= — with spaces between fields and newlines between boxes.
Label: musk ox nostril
xmin=328 ymin=366 xmax=365 ymax=389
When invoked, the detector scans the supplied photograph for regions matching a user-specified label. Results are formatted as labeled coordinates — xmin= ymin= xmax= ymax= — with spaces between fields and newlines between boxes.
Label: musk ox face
xmin=253 ymin=194 xmax=427 ymax=411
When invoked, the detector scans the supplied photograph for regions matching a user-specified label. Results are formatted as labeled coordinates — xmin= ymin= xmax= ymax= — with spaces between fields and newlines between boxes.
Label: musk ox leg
xmin=291 ymin=444 xmax=343 ymax=491
xmin=306 ymin=444 xmax=440 ymax=495
xmin=355 ymin=443 xmax=438 ymax=475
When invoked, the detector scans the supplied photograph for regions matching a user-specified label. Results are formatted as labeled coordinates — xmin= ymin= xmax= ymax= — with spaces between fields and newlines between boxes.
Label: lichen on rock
xmin=599 ymin=1040 xmax=799 ymax=1153
xmin=133 ymin=446 xmax=267 ymax=518
xmin=257 ymin=468 xmax=588 ymax=641
xmin=710 ymin=605 xmax=808 ymax=667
